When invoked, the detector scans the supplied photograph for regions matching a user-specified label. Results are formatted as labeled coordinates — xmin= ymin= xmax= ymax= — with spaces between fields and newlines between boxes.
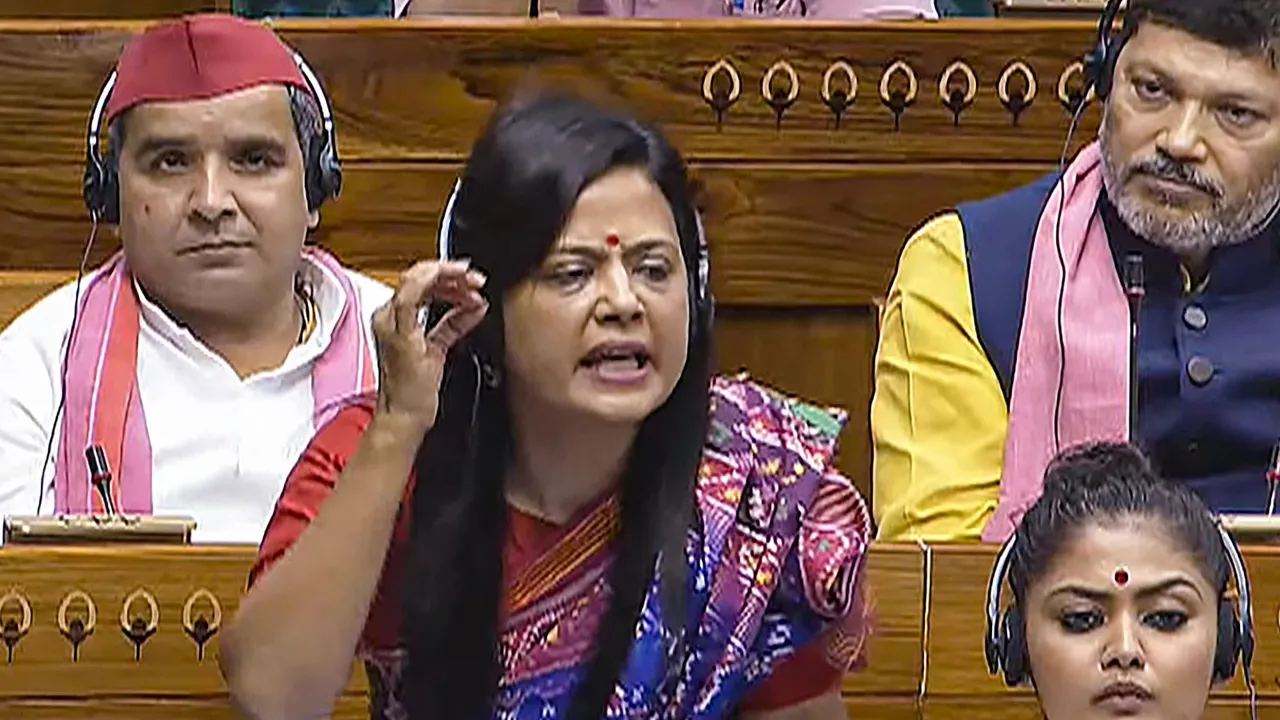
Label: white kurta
xmin=0 ymin=258 xmax=393 ymax=545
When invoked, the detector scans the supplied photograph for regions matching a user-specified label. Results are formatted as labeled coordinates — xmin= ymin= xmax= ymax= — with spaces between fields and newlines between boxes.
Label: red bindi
xmin=606 ymin=234 xmax=620 ymax=247
xmin=1114 ymin=568 xmax=1129 ymax=586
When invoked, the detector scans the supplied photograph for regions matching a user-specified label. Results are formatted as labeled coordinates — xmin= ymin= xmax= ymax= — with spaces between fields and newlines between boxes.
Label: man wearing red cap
xmin=0 ymin=14 xmax=391 ymax=543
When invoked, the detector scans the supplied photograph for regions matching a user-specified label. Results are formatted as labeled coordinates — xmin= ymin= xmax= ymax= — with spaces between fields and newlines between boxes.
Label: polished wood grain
xmin=0 ymin=545 xmax=368 ymax=698
xmin=841 ymin=543 xmax=925 ymax=696
xmin=715 ymin=310 xmax=877 ymax=497
xmin=0 ymin=544 xmax=923 ymax=714
xmin=0 ymin=20 xmax=1103 ymax=166
xmin=0 ymin=162 xmax=1052 ymax=306
xmin=0 ymin=271 xmax=71 ymax=326
xmin=0 ymin=697 xmax=370 ymax=719
xmin=5 ymin=543 xmax=1279 ymax=717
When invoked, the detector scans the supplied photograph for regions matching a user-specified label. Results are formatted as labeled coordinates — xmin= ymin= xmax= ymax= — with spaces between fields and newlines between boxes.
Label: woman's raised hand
xmin=370 ymin=259 xmax=488 ymax=432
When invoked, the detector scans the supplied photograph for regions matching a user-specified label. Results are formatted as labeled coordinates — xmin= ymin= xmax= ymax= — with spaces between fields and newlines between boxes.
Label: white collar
xmin=133 ymin=255 xmax=351 ymax=383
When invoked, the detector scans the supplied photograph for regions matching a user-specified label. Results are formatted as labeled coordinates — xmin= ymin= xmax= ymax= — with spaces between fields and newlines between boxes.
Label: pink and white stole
xmin=52 ymin=247 xmax=377 ymax=514
xmin=981 ymin=141 xmax=1132 ymax=543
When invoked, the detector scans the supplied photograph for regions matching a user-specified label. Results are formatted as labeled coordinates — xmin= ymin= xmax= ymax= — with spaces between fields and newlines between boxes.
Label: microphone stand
xmin=1123 ymin=253 xmax=1145 ymax=444
xmin=85 ymin=445 xmax=117 ymax=516
xmin=1268 ymin=443 xmax=1280 ymax=517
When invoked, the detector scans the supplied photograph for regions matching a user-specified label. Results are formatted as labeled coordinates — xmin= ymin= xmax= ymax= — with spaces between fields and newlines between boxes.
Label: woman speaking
xmin=219 ymin=90 xmax=874 ymax=720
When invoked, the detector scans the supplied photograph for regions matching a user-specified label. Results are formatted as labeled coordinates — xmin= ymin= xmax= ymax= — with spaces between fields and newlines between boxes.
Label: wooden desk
xmin=1 ymin=541 xmax=1274 ymax=717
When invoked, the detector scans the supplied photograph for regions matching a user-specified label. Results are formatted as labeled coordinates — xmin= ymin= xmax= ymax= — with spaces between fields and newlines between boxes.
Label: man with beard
xmin=871 ymin=0 xmax=1280 ymax=543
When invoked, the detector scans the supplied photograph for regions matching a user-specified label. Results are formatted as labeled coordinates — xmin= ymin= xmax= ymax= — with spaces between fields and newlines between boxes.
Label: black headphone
xmin=1081 ymin=0 xmax=1133 ymax=102
xmin=82 ymin=46 xmax=342 ymax=225
xmin=984 ymin=522 xmax=1256 ymax=689
xmin=435 ymin=178 xmax=716 ymax=346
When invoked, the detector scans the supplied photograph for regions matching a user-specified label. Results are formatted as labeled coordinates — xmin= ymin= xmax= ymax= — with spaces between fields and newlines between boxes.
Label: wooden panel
xmin=842 ymin=697 xmax=918 ymax=719
xmin=0 ymin=271 xmax=71 ymax=328
xmin=714 ymin=310 xmax=876 ymax=496
xmin=0 ymin=20 xmax=1104 ymax=166
xmin=0 ymin=545 xmax=368 ymax=698
xmin=843 ymin=543 xmax=926 ymax=696
xmin=925 ymin=544 xmax=1280 ymax=700
xmin=0 ymin=0 xmax=222 ymax=18
xmin=0 ymin=544 xmax=926 ymax=710
xmin=0 ymin=162 xmax=1052 ymax=306
xmin=0 ymin=696 xmax=369 ymax=719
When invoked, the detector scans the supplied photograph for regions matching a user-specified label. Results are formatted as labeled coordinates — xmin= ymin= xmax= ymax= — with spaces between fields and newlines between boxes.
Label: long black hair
xmin=400 ymin=90 xmax=713 ymax=719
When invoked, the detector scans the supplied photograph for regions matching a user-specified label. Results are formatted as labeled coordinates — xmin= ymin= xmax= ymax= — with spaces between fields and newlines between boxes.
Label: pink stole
xmin=981 ymin=141 xmax=1131 ymax=543
xmin=52 ymin=248 xmax=377 ymax=515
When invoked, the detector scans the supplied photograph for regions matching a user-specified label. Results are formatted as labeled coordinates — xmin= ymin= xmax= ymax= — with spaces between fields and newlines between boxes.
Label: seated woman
xmin=220 ymin=90 xmax=874 ymax=720
xmin=984 ymin=441 xmax=1256 ymax=720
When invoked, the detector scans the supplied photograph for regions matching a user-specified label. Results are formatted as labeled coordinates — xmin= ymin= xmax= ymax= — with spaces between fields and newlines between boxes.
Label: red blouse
xmin=250 ymin=402 xmax=842 ymax=712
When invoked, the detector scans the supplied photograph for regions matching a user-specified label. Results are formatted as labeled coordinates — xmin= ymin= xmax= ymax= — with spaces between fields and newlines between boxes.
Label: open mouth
xmin=579 ymin=345 xmax=651 ymax=371
xmin=578 ymin=342 xmax=653 ymax=385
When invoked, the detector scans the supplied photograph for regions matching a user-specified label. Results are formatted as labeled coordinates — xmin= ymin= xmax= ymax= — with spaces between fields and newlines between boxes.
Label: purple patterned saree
xmin=360 ymin=374 xmax=874 ymax=719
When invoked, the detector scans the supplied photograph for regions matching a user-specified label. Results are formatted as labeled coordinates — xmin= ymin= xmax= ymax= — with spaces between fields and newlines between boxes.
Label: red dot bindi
xmin=606 ymin=234 xmax=620 ymax=247
xmin=1114 ymin=568 xmax=1129 ymax=586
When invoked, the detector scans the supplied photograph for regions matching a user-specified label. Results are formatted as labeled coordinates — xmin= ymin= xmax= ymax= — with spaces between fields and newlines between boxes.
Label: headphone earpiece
xmin=1215 ymin=597 xmax=1240 ymax=682
xmin=984 ymin=535 xmax=1032 ymax=688
xmin=1212 ymin=523 xmax=1255 ymax=686
xmin=998 ymin=604 xmax=1030 ymax=687
xmin=291 ymin=51 xmax=342 ymax=214
xmin=83 ymin=143 xmax=120 ymax=226
xmin=691 ymin=208 xmax=714 ymax=345
xmin=82 ymin=70 xmax=119 ymax=225
xmin=1081 ymin=0 xmax=1129 ymax=103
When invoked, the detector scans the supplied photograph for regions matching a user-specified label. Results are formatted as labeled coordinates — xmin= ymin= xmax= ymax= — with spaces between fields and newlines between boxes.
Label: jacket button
xmin=1183 ymin=304 xmax=1207 ymax=331
xmin=1187 ymin=356 xmax=1215 ymax=386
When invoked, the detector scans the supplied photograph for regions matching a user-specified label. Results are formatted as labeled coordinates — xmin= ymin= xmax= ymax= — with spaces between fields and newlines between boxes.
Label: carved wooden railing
xmin=1 ymin=542 xmax=1277 ymax=718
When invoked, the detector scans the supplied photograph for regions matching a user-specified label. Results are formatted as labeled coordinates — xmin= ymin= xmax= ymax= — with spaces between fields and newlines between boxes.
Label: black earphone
xmin=433 ymin=178 xmax=715 ymax=348
xmin=1081 ymin=0 xmax=1133 ymax=103
xmin=984 ymin=521 xmax=1256 ymax=689
xmin=82 ymin=46 xmax=343 ymax=225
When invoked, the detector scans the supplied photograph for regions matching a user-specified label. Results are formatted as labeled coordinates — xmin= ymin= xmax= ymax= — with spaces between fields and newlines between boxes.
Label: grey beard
xmin=1099 ymin=110 xmax=1280 ymax=256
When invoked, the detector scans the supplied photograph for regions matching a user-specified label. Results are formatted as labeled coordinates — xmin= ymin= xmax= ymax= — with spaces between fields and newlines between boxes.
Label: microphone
xmin=84 ymin=445 xmax=117 ymax=516
xmin=1123 ymin=253 xmax=1145 ymax=444
xmin=1267 ymin=443 xmax=1280 ymax=516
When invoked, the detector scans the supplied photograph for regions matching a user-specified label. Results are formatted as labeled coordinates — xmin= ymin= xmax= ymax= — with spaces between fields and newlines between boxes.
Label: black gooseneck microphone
xmin=1123 ymin=252 xmax=1145 ymax=444
xmin=84 ymin=445 xmax=117 ymax=516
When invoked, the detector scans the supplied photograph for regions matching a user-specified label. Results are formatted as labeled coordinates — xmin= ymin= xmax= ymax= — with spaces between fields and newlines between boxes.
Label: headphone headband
xmin=84 ymin=71 xmax=118 ymax=165
xmin=83 ymin=43 xmax=341 ymax=223
xmin=435 ymin=178 xmax=713 ymax=319
xmin=1084 ymin=0 xmax=1132 ymax=102
xmin=984 ymin=518 xmax=1255 ymax=690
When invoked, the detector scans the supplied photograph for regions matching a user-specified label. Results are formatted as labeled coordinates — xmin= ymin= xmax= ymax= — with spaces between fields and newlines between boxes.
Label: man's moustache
xmin=1127 ymin=158 xmax=1222 ymax=198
